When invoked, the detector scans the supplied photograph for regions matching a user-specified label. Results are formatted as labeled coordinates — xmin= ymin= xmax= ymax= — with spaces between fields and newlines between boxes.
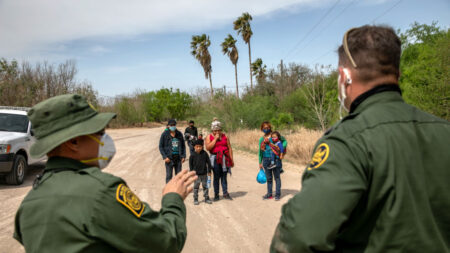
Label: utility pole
xmin=280 ymin=59 xmax=284 ymax=95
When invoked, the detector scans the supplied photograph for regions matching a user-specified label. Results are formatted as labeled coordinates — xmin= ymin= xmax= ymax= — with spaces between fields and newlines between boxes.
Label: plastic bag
xmin=257 ymin=169 xmax=267 ymax=184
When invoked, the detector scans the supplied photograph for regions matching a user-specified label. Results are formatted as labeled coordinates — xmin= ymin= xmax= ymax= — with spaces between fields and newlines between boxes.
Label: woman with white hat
xmin=205 ymin=120 xmax=234 ymax=201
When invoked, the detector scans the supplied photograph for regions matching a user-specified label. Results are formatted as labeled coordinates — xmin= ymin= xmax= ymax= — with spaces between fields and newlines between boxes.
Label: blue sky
xmin=1 ymin=0 xmax=449 ymax=97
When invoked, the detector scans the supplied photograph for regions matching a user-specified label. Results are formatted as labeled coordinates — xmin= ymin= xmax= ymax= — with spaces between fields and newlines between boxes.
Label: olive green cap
xmin=27 ymin=94 xmax=116 ymax=158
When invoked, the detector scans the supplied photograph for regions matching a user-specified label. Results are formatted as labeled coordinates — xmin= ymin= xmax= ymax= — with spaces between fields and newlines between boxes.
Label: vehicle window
xmin=0 ymin=113 xmax=29 ymax=133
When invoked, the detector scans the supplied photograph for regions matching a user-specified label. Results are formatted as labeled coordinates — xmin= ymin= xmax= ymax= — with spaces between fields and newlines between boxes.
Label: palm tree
xmin=191 ymin=34 xmax=213 ymax=97
xmin=221 ymin=34 xmax=239 ymax=98
xmin=233 ymin=12 xmax=253 ymax=90
xmin=251 ymin=58 xmax=267 ymax=83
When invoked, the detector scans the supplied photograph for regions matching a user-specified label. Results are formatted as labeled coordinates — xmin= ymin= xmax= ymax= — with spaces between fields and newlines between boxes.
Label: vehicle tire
xmin=5 ymin=155 xmax=27 ymax=185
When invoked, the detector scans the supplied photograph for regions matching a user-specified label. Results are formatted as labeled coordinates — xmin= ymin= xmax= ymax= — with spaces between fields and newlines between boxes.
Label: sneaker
xmin=205 ymin=198 xmax=212 ymax=204
xmin=194 ymin=199 xmax=199 ymax=205
xmin=223 ymin=193 xmax=233 ymax=200
xmin=280 ymin=168 xmax=285 ymax=174
xmin=214 ymin=195 xmax=220 ymax=201
xmin=262 ymin=194 xmax=273 ymax=200
xmin=275 ymin=196 xmax=280 ymax=201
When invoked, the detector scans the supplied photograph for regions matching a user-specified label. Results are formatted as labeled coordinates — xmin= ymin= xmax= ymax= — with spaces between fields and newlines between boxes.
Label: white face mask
xmin=337 ymin=68 xmax=352 ymax=119
xmin=82 ymin=133 xmax=116 ymax=169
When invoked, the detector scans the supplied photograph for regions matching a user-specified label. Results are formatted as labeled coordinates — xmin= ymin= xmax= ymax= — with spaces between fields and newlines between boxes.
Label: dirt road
xmin=0 ymin=127 xmax=306 ymax=253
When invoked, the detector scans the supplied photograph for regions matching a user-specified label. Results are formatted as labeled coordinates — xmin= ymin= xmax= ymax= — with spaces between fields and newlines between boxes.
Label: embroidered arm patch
xmin=308 ymin=143 xmax=330 ymax=170
xmin=116 ymin=184 xmax=145 ymax=218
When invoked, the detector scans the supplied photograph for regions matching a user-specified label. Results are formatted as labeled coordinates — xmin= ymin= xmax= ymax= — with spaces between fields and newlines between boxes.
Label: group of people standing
xmin=159 ymin=118 xmax=234 ymax=205
xmin=13 ymin=25 xmax=450 ymax=253
xmin=159 ymin=118 xmax=289 ymax=204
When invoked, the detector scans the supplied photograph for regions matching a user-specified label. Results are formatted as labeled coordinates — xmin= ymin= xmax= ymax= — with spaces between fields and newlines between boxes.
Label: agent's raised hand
xmin=163 ymin=169 xmax=197 ymax=200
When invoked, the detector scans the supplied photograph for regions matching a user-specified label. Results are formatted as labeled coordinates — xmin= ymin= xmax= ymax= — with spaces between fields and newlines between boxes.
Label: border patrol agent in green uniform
xmin=271 ymin=25 xmax=450 ymax=252
xmin=13 ymin=94 xmax=197 ymax=253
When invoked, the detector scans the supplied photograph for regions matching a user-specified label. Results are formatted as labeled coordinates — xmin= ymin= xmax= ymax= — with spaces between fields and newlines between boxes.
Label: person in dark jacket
xmin=189 ymin=139 xmax=212 ymax=205
xmin=271 ymin=25 xmax=450 ymax=253
xmin=184 ymin=120 xmax=198 ymax=155
xmin=159 ymin=119 xmax=186 ymax=183
xmin=14 ymin=94 xmax=197 ymax=253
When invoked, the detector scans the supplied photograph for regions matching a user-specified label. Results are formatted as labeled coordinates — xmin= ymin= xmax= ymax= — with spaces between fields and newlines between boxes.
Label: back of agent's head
xmin=338 ymin=25 xmax=401 ymax=83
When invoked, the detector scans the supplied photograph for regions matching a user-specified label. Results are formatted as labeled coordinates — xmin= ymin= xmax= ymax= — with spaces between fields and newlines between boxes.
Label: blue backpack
xmin=257 ymin=169 xmax=267 ymax=184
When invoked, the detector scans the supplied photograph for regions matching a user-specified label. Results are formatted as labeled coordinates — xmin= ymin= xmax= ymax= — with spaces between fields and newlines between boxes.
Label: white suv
xmin=0 ymin=107 xmax=46 ymax=185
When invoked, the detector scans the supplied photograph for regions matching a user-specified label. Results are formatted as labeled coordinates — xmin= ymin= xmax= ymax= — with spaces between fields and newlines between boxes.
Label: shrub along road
xmin=0 ymin=127 xmax=305 ymax=253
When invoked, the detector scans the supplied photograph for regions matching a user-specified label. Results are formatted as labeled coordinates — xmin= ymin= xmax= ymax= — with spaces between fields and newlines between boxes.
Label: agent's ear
xmin=338 ymin=67 xmax=352 ymax=100
xmin=62 ymin=137 xmax=80 ymax=152
xmin=342 ymin=68 xmax=352 ymax=85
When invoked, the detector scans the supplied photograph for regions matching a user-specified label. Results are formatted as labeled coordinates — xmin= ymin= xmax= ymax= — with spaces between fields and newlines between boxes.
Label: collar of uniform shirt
xmin=350 ymin=84 xmax=401 ymax=113
xmin=44 ymin=156 xmax=91 ymax=172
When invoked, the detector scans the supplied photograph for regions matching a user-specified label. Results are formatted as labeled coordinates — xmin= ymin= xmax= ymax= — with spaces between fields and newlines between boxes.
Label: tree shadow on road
xmin=280 ymin=189 xmax=299 ymax=199
xmin=229 ymin=191 xmax=248 ymax=199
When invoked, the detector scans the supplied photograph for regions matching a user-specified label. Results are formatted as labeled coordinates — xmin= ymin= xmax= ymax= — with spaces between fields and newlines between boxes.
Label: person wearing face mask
xmin=271 ymin=26 xmax=450 ymax=252
xmin=159 ymin=119 xmax=186 ymax=183
xmin=184 ymin=120 xmax=198 ymax=155
xmin=258 ymin=121 xmax=287 ymax=175
xmin=13 ymin=94 xmax=197 ymax=253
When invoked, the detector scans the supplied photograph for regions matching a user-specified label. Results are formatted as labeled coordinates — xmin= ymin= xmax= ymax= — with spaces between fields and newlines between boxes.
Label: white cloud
xmin=0 ymin=0 xmax=330 ymax=57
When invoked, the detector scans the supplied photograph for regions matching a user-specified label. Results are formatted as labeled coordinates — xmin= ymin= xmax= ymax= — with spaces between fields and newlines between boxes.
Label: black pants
xmin=194 ymin=174 xmax=209 ymax=200
xmin=213 ymin=159 xmax=228 ymax=196
xmin=165 ymin=157 xmax=182 ymax=183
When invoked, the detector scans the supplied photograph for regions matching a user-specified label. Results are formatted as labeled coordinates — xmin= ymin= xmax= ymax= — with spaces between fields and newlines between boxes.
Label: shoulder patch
xmin=116 ymin=184 xmax=145 ymax=218
xmin=308 ymin=143 xmax=330 ymax=170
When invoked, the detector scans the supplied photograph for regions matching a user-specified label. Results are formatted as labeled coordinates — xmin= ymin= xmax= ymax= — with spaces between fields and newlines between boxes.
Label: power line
xmin=311 ymin=49 xmax=334 ymax=63
xmin=310 ymin=0 xmax=403 ymax=65
xmin=292 ymin=0 xmax=357 ymax=57
xmin=284 ymin=0 xmax=342 ymax=60
xmin=372 ymin=0 xmax=403 ymax=23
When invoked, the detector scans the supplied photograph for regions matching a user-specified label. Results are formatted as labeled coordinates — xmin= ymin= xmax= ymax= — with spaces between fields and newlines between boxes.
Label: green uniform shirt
xmin=271 ymin=86 xmax=450 ymax=252
xmin=14 ymin=157 xmax=187 ymax=253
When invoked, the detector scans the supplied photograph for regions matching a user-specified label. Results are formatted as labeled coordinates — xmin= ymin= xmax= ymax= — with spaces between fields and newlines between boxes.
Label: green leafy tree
xmin=234 ymin=12 xmax=253 ymax=90
xmin=271 ymin=112 xmax=294 ymax=129
xmin=191 ymin=34 xmax=213 ymax=97
xmin=166 ymin=89 xmax=193 ymax=120
xmin=221 ymin=34 xmax=240 ymax=98
xmin=142 ymin=88 xmax=192 ymax=122
xmin=399 ymin=22 xmax=449 ymax=119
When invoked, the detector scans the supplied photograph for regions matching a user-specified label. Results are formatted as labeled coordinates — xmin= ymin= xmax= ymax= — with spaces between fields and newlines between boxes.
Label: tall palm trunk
xmin=234 ymin=63 xmax=239 ymax=98
xmin=208 ymin=71 xmax=213 ymax=97
xmin=248 ymin=40 xmax=252 ymax=90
